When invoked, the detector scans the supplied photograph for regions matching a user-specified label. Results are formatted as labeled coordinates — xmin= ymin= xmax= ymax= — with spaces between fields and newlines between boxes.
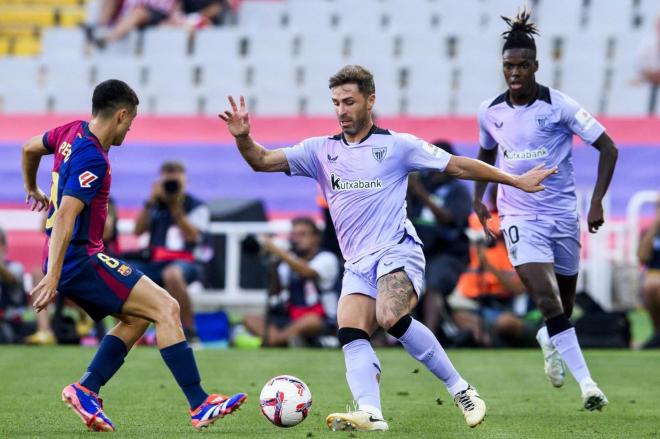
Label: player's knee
xmin=156 ymin=292 xmax=181 ymax=323
xmin=536 ymin=294 xmax=563 ymax=318
xmin=162 ymin=264 xmax=184 ymax=285
xmin=375 ymin=308 xmax=403 ymax=331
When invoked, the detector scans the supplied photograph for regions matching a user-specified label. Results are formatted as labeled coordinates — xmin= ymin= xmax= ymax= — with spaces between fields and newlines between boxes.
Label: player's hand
xmin=218 ymin=96 xmax=250 ymax=138
xmin=25 ymin=187 xmax=49 ymax=212
xmin=473 ymin=199 xmax=496 ymax=244
xmin=30 ymin=273 xmax=59 ymax=313
xmin=514 ymin=164 xmax=557 ymax=193
xmin=587 ymin=201 xmax=605 ymax=233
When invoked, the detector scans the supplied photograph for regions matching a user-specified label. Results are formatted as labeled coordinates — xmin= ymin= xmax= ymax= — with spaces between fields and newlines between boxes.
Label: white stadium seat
xmin=535 ymin=0 xmax=584 ymax=35
xmin=142 ymin=28 xmax=190 ymax=59
xmin=41 ymin=28 xmax=87 ymax=61
xmin=238 ymin=0 xmax=286 ymax=29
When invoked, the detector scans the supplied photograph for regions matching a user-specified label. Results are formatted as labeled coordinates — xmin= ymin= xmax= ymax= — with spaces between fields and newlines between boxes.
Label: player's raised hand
xmin=587 ymin=201 xmax=605 ymax=233
xmin=25 ymin=187 xmax=49 ymax=212
xmin=218 ymin=96 xmax=250 ymax=138
xmin=30 ymin=273 xmax=59 ymax=313
xmin=514 ymin=164 xmax=558 ymax=193
xmin=472 ymin=199 xmax=497 ymax=243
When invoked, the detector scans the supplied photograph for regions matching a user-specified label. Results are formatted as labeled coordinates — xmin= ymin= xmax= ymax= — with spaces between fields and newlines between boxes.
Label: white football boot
xmin=580 ymin=378 xmax=609 ymax=411
xmin=453 ymin=385 xmax=486 ymax=428
xmin=536 ymin=328 xmax=565 ymax=388
xmin=326 ymin=410 xmax=389 ymax=432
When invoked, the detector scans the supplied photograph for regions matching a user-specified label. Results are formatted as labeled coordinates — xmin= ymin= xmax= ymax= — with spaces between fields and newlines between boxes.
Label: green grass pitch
xmin=1 ymin=346 xmax=658 ymax=438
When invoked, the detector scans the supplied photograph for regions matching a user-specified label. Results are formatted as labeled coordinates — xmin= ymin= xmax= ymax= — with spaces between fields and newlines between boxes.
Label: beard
xmin=340 ymin=109 xmax=369 ymax=136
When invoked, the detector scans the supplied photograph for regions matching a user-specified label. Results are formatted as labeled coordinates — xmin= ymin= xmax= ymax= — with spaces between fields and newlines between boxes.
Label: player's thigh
xmin=375 ymin=269 xmax=418 ymax=329
xmin=121 ymin=275 xmax=180 ymax=323
xmin=516 ymin=262 xmax=564 ymax=316
xmin=337 ymin=293 xmax=378 ymax=335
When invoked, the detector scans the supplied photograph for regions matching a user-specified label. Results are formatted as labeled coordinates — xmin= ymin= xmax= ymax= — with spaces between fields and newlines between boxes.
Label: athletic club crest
xmin=535 ymin=115 xmax=549 ymax=128
xmin=372 ymin=147 xmax=387 ymax=162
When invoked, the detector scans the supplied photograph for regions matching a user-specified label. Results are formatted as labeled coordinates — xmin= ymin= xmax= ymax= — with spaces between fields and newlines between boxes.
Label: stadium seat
xmin=193 ymin=27 xmax=244 ymax=62
xmin=49 ymin=84 xmax=94 ymax=113
xmin=285 ymin=0 xmax=334 ymax=32
xmin=243 ymin=30 xmax=294 ymax=63
xmin=1 ymin=86 xmax=46 ymax=113
xmin=586 ymin=0 xmax=636 ymax=34
xmin=480 ymin=0 xmax=530 ymax=30
xmin=13 ymin=35 xmax=41 ymax=56
xmin=0 ymin=6 xmax=54 ymax=26
xmin=606 ymin=33 xmax=650 ymax=116
xmin=40 ymin=28 xmax=86 ymax=60
xmin=535 ymin=0 xmax=584 ymax=35
xmin=558 ymin=33 xmax=610 ymax=113
xmin=332 ymin=0 xmax=388 ymax=34
xmin=92 ymin=56 xmax=144 ymax=92
xmin=403 ymin=62 xmax=453 ymax=116
xmin=345 ymin=32 xmax=396 ymax=66
xmin=385 ymin=0 xmax=441 ymax=33
xmin=294 ymin=31 xmax=345 ymax=63
xmin=238 ymin=0 xmax=286 ymax=29
xmin=141 ymin=28 xmax=190 ymax=59
xmin=151 ymin=90 xmax=202 ymax=115
xmin=57 ymin=6 xmax=85 ymax=27
xmin=435 ymin=0 xmax=483 ymax=33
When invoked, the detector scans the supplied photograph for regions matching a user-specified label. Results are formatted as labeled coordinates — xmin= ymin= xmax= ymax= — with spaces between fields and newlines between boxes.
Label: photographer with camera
xmin=132 ymin=161 xmax=210 ymax=343
xmin=239 ymin=217 xmax=340 ymax=347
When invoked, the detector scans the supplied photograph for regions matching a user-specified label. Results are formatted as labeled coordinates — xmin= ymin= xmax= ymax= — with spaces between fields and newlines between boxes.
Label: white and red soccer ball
xmin=259 ymin=375 xmax=312 ymax=427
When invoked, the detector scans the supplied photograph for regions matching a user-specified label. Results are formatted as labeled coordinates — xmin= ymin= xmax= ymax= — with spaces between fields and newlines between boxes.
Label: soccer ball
xmin=259 ymin=375 xmax=312 ymax=427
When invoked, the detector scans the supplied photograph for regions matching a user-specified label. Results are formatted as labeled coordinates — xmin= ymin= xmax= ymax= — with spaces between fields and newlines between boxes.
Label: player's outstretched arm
xmin=21 ymin=134 xmax=51 ymax=211
xmin=587 ymin=132 xmax=618 ymax=233
xmin=445 ymin=155 xmax=557 ymax=193
xmin=218 ymin=96 xmax=290 ymax=173
xmin=31 ymin=196 xmax=84 ymax=312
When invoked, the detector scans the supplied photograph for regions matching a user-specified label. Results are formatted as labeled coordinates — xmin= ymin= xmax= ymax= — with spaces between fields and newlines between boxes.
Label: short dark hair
xmin=160 ymin=160 xmax=186 ymax=174
xmin=501 ymin=9 xmax=539 ymax=55
xmin=92 ymin=79 xmax=139 ymax=117
xmin=328 ymin=65 xmax=376 ymax=96
xmin=291 ymin=217 xmax=320 ymax=236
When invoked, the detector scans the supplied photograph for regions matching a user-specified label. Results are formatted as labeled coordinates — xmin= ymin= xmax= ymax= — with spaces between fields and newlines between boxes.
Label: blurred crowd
xmin=2 ymin=153 xmax=659 ymax=350
xmin=83 ymin=0 xmax=236 ymax=49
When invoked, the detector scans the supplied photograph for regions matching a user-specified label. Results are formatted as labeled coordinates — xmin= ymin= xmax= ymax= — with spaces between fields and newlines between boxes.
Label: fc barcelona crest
xmin=372 ymin=147 xmax=387 ymax=162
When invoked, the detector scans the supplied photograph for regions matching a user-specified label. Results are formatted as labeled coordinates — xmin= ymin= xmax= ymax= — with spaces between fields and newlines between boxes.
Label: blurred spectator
xmin=407 ymin=140 xmax=471 ymax=338
xmin=637 ymin=15 xmax=660 ymax=115
xmin=316 ymin=187 xmax=342 ymax=260
xmin=103 ymin=197 xmax=121 ymax=257
xmin=0 ymin=228 xmax=27 ymax=344
xmin=450 ymin=187 xmax=541 ymax=347
xmin=240 ymin=218 xmax=340 ymax=347
xmin=638 ymin=196 xmax=660 ymax=349
xmin=87 ymin=0 xmax=177 ymax=48
xmin=131 ymin=161 xmax=210 ymax=343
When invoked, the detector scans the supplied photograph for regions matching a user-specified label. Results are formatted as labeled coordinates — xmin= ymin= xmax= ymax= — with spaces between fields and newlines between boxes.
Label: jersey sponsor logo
xmin=372 ymin=147 xmax=387 ymax=162
xmin=502 ymin=147 xmax=549 ymax=161
xmin=330 ymin=174 xmax=382 ymax=192
xmin=78 ymin=171 xmax=98 ymax=188
xmin=574 ymin=108 xmax=596 ymax=130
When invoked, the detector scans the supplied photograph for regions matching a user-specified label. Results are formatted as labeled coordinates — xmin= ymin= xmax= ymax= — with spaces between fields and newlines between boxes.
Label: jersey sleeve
xmin=281 ymin=137 xmax=321 ymax=179
xmin=559 ymin=94 xmax=605 ymax=145
xmin=398 ymin=133 xmax=452 ymax=173
xmin=42 ymin=120 xmax=81 ymax=153
xmin=62 ymin=149 xmax=108 ymax=205
xmin=477 ymin=102 xmax=498 ymax=150
xmin=309 ymin=251 xmax=339 ymax=291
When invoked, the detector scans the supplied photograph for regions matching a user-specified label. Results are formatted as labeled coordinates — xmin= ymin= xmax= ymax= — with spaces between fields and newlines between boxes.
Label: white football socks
xmin=398 ymin=318 xmax=468 ymax=397
xmin=343 ymin=339 xmax=383 ymax=419
xmin=550 ymin=327 xmax=591 ymax=384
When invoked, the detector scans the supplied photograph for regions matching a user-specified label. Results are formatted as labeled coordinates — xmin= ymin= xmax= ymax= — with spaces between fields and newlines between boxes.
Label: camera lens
xmin=163 ymin=180 xmax=180 ymax=194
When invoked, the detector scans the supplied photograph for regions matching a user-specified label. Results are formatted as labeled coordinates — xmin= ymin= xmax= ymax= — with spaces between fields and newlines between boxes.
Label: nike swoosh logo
xmin=369 ymin=416 xmax=385 ymax=423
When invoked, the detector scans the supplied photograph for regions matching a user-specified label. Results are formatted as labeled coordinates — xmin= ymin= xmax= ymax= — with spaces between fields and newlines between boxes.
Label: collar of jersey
xmin=340 ymin=124 xmax=378 ymax=146
xmin=504 ymin=83 xmax=550 ymax=108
